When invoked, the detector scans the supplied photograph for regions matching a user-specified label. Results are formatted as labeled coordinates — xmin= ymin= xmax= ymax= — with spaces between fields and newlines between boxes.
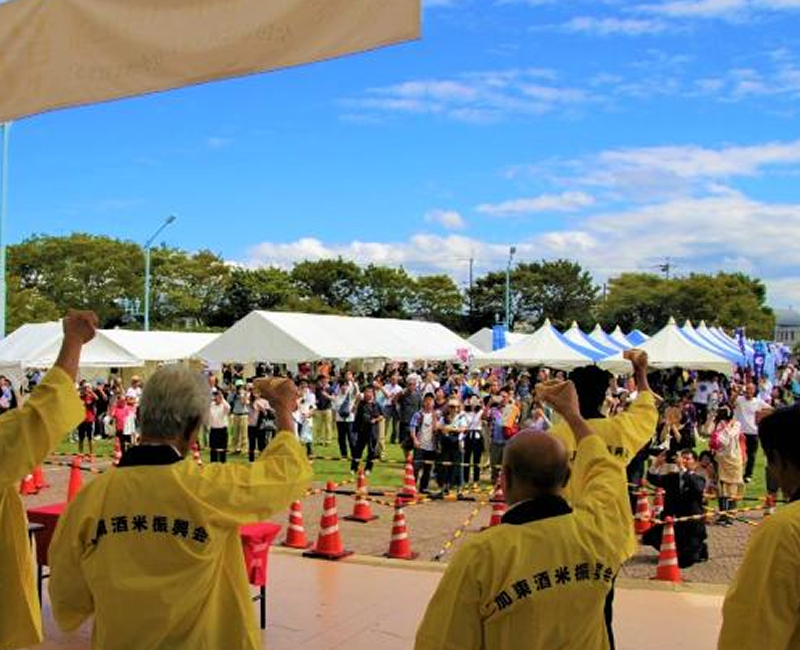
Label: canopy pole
xmin=0 ymin=121 xmax=11 ymax=339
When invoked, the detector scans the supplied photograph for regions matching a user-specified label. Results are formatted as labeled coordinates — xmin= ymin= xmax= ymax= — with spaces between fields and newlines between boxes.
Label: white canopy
xmin=563 ymin=322 xmax=617 ymax=356
xmin=473 ymin=319 xmax=599 ymax=370
xmin=681 ymin=320 xmax=745 ymax=366
xmin=198 ymin=311 xmax=479 ymax=364
xmin=467 ymin=328 xmax=528 ymax=353
xmin=0 ymin=322 xmax=143 ymax=384
xmin=101 ymin=330 xmax=218 ymax=363
xmin=589 ymin=324 xmax=628 ymax=352
xmin=598 ymin=317 xmax=733 ymax=375
xmin=608 ymin=326 xmax=634 ymax=350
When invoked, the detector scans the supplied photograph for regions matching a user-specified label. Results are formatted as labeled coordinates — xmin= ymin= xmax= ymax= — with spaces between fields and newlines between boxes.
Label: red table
xmin=27 ymin=503 xmax=282 ymax=630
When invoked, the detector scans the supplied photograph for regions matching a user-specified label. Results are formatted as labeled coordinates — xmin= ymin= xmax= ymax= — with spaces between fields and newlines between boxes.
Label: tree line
xmin=7 ymin=233 xmax=776 ymax=339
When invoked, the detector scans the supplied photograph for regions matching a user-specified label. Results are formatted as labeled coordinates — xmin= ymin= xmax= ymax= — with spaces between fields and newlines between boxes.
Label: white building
xmin=774 ymin=308 xmax=800 ymax=345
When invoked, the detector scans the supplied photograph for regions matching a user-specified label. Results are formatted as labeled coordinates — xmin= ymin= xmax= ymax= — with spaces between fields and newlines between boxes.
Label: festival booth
xmin=598 ymin=317 xmax=734 ymax=375
xmin=562 ymin=321 xmax=618 ymax=357
xmin=608 ymin=326 xmax=634 ymax=350
xmin=467 ymin=327 xmax=528 ymax=353
xmin=0 ymin=322 xmax=142 ymax=385
xmin=588 ymin=324 xmax=628 ymax=352
xmin=197 ymin=311 xmax=479 ymax=368
xmin=680 ymin=320 xmax=746 ymax=367
xmin=473 ymin=319 xmax=603 ymax=371
xmin=627 ymin=329 xmax=650 ymax=346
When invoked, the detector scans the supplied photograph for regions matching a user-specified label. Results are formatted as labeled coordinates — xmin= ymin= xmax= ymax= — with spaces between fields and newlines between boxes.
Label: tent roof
xmin=473 ymin=319 xmax=600 ymax=370
xmin=608 ymin=326 xmax=634 ymax=350
xmin=682 ymin=321 xmax=745 ymax=366
xmin=101 ymin=330 xmax=218 ymax=362
xmin=627 ymin=329 xmax=650 ymax=346
xmin=589 ymin=324 xmax=628 ymax=352
xmin=0 ymin=322 xmax=143 ymax=373
xmin=563 ymin=322 xmax=617 ymax=356
xmin=197 ymin=311 xmax=478 ymax=364
xmin=466 ymin=328 xmax=528 ymax=353
xmin=598 ymin=317 xmax=733 ymax=375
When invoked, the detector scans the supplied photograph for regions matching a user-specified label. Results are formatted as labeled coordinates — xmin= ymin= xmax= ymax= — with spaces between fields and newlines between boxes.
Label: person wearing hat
xmin=229 ymin=378 xmax=250 ymax=454
xmin=0 ymin=310 xmax=97 ymax=650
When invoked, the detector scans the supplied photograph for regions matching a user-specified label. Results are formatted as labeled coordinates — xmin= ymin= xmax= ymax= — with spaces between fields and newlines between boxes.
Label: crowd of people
xmin=1 ymin=312 xmax=799 ymax=650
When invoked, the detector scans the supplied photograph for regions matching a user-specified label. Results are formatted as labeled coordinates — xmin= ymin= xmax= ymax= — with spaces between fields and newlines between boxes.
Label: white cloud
xmin=206 ymin=136 xmax=232 ymax=150
xmin=342 ymin=69 xmax=595 ymax=123
xmin=476 ymin=191 xmax=595 ymax=216
xmin=245 ymin=193 xmax=798 ymax=307
xmin=425 ymin=209 xmax=467 ymax=230
xmin=562 ymin=16 xmax=669 ymax=35
xmin=636 ymin=0 xmax=800 ymax=18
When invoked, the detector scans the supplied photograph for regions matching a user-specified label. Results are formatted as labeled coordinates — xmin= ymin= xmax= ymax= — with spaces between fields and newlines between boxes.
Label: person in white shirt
xmin=208 ymin=388 xmax=231 ymax=463
xmin=734 ymin=383 xmax=770 ymax=482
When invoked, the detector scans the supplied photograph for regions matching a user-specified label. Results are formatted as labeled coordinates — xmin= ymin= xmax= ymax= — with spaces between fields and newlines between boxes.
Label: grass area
xmin=55 ymin=434 xmax=772 ymax=499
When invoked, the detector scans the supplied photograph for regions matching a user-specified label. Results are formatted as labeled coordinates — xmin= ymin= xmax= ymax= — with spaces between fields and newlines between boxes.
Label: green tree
xmin=355 ymin=265 xmax=414 ymax=318
xmin=598 ymin=272 xmax=775 ymax=338
xmin=412 ymin=274 xmax=464 ymax=329
xmin=9 ymin=233 xmax=143 ymax=327
xmin=291 ymin=258 xmax=363 ymax=312
xmin=7 ymin=280 xmax=60 ymax=332
xmin=215 ymin=267 xmax=295 ymax=325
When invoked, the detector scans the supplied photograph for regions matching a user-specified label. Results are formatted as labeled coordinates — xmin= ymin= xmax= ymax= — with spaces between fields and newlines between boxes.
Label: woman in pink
xmin=109 ymin=390 xmax=136 ymax=452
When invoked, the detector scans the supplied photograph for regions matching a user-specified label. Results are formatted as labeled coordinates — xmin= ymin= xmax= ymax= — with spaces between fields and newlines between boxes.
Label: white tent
xmin=598 ymin=317 xmax=733 ymax=375
xmin=627 ymin=329 xmax=650 ymax=346
xmin=467 ymin=327 xmax=528 ymax=353
xmin=563 ymin=322 xmax=617 ymax=356
xmin=589 ymin=324 xmax=627 ymax=352
xmin=101 ymin=330 xmax=218 ymax=363
xmin=608 ymin=326 xmax=634 ymax=350
xmin=473 ymin=319 xmax=600 ymax=370
xmin=681 ymin=320 xmax=745 ymax=366
xmin=198 ymin=311 xmax=479 ymax=364
xmin=0 ymin=322 xmax=143 ymax=384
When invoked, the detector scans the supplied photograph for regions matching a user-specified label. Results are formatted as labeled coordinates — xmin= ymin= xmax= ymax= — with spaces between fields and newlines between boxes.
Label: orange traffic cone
xmin=653 ymin=487 xmax=665 ymax=520
xmin=653 ymin=517 xmax=681 ymax=583
xmin=33 ymin=466 xmax=48 ymax=490
xmin=303 ymin=481 xmax=353 ymax=560
xmin=344 ymin=469 xmax=378 ymax=523
xmin=19 ymin=473 xmax=37 ymax=495
xmin=112 ymin=437 xmax=122 ymax=467
xmin=764 ymin=494 xmax=776 ymax=518
xmin=399 ymin=454 xmax=417 ymax=501
xmin=282 ymin=500 xmax=313 ymax=549
xmin=484 ymin=480 xmax=507 ymax=529
xmin=385 ymin=498 xmax=418 ymax=560
xmin=634 ymin=488 xmax=652 ymax=535
xmin=67 ymin=455 xmax=83 ymax=502
xmin=191 ymin=442 xmax=203 ymax=467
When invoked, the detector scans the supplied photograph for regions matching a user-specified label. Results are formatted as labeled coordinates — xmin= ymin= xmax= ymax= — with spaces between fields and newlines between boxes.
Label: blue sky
xmin=5 ymin=0 xmax=800 ymax=306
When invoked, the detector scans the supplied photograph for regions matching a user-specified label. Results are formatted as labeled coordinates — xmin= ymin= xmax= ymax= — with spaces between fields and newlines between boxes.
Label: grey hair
xmin=138 ymin=366 xmax=209 ymax=441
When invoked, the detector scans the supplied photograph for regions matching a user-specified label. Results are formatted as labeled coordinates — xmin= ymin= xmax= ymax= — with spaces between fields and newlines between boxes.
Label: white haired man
xmin=49 ymin=369 xmax=313 ymax=650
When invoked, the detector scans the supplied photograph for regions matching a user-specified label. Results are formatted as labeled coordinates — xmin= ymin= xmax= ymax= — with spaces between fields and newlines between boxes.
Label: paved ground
xmin=28 ymin=458 xmax=760 ymax=585
xmin=35 ymin=553 xmax=725 ymax=650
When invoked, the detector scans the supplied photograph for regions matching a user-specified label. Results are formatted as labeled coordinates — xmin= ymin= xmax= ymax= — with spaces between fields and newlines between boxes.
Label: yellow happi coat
xmin=415 ymin=435 xmax=631 ymax=650
xmin=0 ymin=368 xmax=83 ymax=650
xmin=49 ymin=431 xmax=312 ymax=650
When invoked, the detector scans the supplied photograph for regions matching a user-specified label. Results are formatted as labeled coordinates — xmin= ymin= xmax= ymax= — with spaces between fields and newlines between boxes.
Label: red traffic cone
xmin=282 ymin=500 xmax=313 ymax=549
xmin=67 ymin=455 xmax=83 ymax=502
xmin=19 ymin=473 xmax=37 ymax=495
xmin=634 ymin=488 xmax=652 ymax=535
xmin=484 ymin=482 xmax=506 ymax=529
xmin=653 ymin=487 xmax=665 ymax=520
xmin=399 ymin=454 xmax=417 ymax=501
xmin=191 ymin=442 xmax=203 ymax=467
xmin=653 ymin=517 xmax=681 ymax=582
xmin=303 ymin=481 xmax=353 ymax=560
xmin=112 ymin=437 xmax=122 ymax=467
xmin=33 ymin=466 xmax=48 ymax=490
xmin=385 ymin=498 xmax=418 ymax=560
xmin=344 ymin=469 xmax=378 ymax=523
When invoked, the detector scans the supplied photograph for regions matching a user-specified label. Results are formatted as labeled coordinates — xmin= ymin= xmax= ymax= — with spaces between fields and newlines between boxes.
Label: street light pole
xmin=504 ymin=245 xmax=516 ymax=330
xmin=0 ymin=122 xmax=11 ymax=339
xmin=143 ymin=215 xmax=177 ymax=331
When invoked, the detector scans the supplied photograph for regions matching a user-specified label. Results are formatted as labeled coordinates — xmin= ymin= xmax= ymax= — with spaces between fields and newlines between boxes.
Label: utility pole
xmin=658 ymin=257 xmax=673 ymax=280
xmin=468 ymin=256 xmax=474 ymax=316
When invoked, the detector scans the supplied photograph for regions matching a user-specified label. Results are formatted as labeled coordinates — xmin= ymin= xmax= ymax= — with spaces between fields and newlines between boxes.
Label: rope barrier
xmin=650 ymin=503 xmax=769 ymax=525
xmin=432 ymin=500 xmax=490 ymax=562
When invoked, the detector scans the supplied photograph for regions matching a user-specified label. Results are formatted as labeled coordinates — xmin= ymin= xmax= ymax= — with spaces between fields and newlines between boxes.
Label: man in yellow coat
xmin=0 ymin=310 xmax=97 ymax=650
xmin=718 ymin=404 xmax=800 ymax=650
xmin=49 ymin=368 xmax=313 ymax=650
xmin=415 ymin=378 xmax=632 ymax=650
